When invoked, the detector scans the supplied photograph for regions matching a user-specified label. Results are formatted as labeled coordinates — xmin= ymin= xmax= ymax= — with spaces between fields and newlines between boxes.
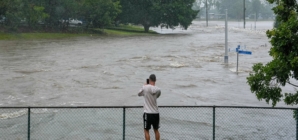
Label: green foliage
xmin=24 ymin=4 xmax=49 ymax=28
xmin=119 ymin=0 xmax=199 ymax=32
xmin=273 ymin=18 xmax=280 ymax=28
xmin=2 ymin=0 xmax=23 ymax=30
xmin=160 ymin=0 xmax=199 ymax=29
xmin=82 ymin=0 xmax=121 ymax=28
xmin=0 ymin=0 xmax=8 ymax=16
xmin=247 ymin=0 xmax=298 ymax=107
xmin=43 ymin=0 xmax=85 ymax=29
xmin=0 ymin=0 xmax=121 ymax=31
xmin=294 ymin=110 xmax=298 ymax=120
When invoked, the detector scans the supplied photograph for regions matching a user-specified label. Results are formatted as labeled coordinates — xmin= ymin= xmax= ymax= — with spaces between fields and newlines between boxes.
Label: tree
xmin=43 ymin=0 xmax=60 ymax=28
xmin=0 ymin=0 xmax=8 ymax=16
xmin=193 ymin=0 xmax=216 ymax=19
xmin=247 ymin=0 xmax=298 ymax=107
xmin=1 ymin=0 xmax=122 ymax=31
xmin=250 ymin=0 xmax=262 ymax=20
xmin=260 ymin=2 xmax=275 ymax=19
xmin=40 ymin=0 xmax=84 ymax=30
xmin=82 ymin=0 xmax=121 ymax=29
xmin=3 ymin=0 xmax=24 ymax=29
xmin=215 ymin=0 xmax=250 ymax=20
xmin=119 ymin=0 xmax=199 ymax=32
xmin=22 ymin=0 xmax=49 ymax=28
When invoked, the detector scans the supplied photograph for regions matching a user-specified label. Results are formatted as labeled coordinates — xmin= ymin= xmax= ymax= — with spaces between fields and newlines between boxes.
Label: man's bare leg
xmin=144 ymin=129 xmax=150 ymax=140
xmin=154 ymin=129 xmax=160 ymax=140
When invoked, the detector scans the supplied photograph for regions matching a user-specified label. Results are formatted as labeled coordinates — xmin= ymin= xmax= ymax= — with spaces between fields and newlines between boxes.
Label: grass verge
xmin=0 ymin=25 xmax=157 ymax=40
xmin=0 ymin=33 xmax=89 ymax=40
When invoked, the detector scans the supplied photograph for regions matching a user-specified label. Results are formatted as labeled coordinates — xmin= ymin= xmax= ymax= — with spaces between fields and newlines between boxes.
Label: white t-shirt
xmin=138 ymin=85 xmax=161 ymax=114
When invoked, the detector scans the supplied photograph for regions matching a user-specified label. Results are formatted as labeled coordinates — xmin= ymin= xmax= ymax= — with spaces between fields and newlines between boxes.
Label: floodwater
xmin=0 ymin=20 xmax=290 ymax=107
xmin=0 ymin=20 xmax=297 ymax=140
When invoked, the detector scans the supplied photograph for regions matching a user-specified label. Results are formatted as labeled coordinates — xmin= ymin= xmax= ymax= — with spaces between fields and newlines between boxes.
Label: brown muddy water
xmin=0 ymin=21 xmax=292 ymax=107
xmin=0 ymin=21 xmax=296 ymax=140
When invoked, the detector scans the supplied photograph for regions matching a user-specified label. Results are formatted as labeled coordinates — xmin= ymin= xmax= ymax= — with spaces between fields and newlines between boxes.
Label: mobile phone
xmin=146 ymin=79 xmax=149 ymax=84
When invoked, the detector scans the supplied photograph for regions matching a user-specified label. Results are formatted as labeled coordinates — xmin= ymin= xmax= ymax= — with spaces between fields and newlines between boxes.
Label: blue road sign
xmin=238 ymin=50 xmax=252 ymax=55
xmin=229 ymin=48 xmax=237 ymax=52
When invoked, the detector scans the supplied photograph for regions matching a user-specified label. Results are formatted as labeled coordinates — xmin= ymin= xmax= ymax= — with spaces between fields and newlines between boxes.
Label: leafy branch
xmin=247 ymin=0 xmax=298 ymax=107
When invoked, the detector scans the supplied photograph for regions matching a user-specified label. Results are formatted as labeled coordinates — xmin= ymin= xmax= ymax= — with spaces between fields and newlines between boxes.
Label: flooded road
xmin=0 ymin=20 xmax=292 ymax=107
xmin=1 ymin=20 xmax=297 ymax=140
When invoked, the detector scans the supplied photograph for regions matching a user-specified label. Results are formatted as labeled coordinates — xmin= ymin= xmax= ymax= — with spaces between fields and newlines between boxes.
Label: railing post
xmin=28 ymin=107 xmax=30 ymax=140
xmin=123 ymin=107 xmax=126 ymax=140
xmin=296 ymin=109 xmax=298 ymax=140
xmin=213 ymin=106 xmax=215 ymax=140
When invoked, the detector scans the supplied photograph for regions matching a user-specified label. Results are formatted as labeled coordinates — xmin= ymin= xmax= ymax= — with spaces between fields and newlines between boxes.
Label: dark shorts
xmin=143 ymin=113 xmax=160 ymax=130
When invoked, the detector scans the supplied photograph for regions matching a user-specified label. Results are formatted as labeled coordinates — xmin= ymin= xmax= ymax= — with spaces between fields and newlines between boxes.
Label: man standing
xmin=138 ymin=74 xmax=161 ymax=140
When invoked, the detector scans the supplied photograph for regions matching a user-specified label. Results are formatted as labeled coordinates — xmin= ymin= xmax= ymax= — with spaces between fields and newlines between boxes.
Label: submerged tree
xmin=247 ymin=0 xmax=298 ymax=107
xmin=119 ymin=0 xmax=199 ymax=32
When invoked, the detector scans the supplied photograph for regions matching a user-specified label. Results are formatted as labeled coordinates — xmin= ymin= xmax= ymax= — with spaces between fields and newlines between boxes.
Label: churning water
xmin=0 ymin=20 xmax=296 ymax=140
xmin=0 ymin=21 xmax=281 ymax=107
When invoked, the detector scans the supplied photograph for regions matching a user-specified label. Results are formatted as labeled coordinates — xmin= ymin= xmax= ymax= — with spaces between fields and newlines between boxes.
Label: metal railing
xmin=0 ymin=106 xmax=296 ymax=140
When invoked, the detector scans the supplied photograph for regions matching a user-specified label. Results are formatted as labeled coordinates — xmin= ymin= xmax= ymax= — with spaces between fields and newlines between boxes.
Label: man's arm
xmin=138 ymin=86 xmax=144 ymax=96
xmin=156 ymin=90 xmax=161 ymax=98
xmin=151 ymin=87 xmax=161 ymax=98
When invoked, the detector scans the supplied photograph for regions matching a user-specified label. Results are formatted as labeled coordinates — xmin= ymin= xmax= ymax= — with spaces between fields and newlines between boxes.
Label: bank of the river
xmin=0 ymin=25 xmax=157 ymax=40
xmin=0 ymin=33 xmax=90 ymax=40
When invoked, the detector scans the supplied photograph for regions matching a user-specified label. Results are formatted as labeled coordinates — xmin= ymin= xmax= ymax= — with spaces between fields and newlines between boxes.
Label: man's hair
xmin=149 ymin=74 xmax=156 ymax=82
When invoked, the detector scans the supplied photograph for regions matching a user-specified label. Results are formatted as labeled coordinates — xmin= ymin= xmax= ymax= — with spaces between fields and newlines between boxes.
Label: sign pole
xmin=255 ymin=13 xmax=257 ymax=30
xmin=237 ymin=50 xmax=239 ymax=74
xmin=224 ymin=9 xmax=228 ymax=64
xmin=236 ymin=45 xmax=240 ymax=75
xmin=234 ymin=45 xmax=251 ymax=74
xmin=243 ymin=0 xmax=246 ymax=29
xmin=206 ymin=0 xmax=208 ymax=27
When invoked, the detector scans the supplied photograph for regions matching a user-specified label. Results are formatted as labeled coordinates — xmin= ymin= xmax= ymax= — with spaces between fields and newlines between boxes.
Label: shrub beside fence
xmin=0 ymin=106 xmax=296 ymax=140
